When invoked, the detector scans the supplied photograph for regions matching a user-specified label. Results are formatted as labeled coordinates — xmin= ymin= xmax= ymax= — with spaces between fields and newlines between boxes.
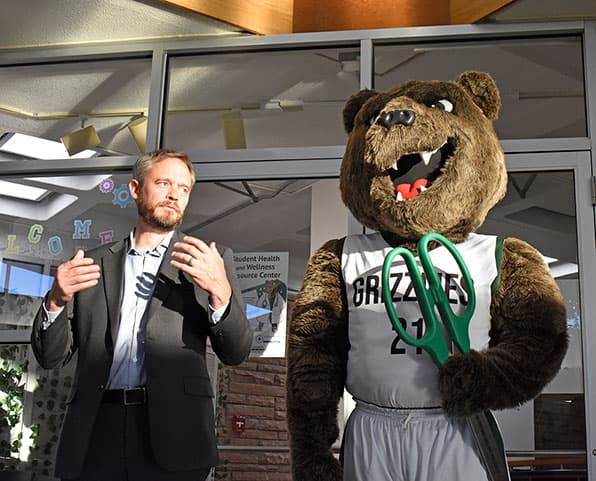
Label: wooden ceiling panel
xmin=160 ymin=0 xmax=294 ymax=35
xmin=162 ymin=0 xmax=517 ymax=35
xmin=293 ymin=0 xmax=450 ymax=33
xmin=450 ymin=0 xmax=516 ymax=24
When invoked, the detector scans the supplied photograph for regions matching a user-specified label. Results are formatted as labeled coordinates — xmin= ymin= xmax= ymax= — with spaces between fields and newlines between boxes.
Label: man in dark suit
xmin=31 ymin=149 xmax=253 ymax=481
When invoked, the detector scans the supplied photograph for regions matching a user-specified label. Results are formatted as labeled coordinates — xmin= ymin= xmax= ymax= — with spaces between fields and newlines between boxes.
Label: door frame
xmin=505 ymin=150 xmax=596 ymax=478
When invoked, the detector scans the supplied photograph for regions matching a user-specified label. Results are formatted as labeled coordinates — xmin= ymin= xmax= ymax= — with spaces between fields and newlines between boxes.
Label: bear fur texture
xmin=286 ymin=72 xmax=568 ymax=480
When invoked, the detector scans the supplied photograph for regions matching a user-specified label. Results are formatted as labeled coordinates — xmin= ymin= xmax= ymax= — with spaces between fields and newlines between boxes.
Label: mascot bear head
xmin=340 ymin=71 xmax=506 ymax=244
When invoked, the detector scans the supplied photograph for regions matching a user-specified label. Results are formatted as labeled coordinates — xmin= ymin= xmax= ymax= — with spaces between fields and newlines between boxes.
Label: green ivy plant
xmin=0 ymin=344 xmax=38 ymax=471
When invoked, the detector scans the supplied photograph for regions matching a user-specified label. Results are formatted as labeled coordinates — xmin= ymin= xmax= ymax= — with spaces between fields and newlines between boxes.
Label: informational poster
xmin=234 ymin=252 xmax=289 ymax=357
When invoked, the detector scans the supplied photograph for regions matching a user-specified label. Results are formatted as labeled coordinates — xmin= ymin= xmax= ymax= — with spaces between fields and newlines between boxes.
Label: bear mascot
xmin=286 ymin=71 xmax=568 ymax=481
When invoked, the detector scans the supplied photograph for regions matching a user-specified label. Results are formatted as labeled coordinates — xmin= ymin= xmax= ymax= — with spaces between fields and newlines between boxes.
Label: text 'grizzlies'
xmin=352 ymin=272 xmax=469 ymax=307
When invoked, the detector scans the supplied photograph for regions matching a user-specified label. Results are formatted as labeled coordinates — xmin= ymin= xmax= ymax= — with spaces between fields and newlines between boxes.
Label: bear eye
xmin=430 ymin=99 xmax=454 ymax=112
xmin=368 ymin=111 xmax=380 ymax=126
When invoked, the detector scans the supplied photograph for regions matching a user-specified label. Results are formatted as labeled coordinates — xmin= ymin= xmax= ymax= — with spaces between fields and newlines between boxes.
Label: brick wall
xmin=214 ymin=357 xmax=291 ymax=481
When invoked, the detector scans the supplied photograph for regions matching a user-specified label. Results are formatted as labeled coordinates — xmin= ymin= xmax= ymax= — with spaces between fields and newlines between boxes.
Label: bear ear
xmin=456 ymin=71 xmax=501 ymax=120
xmin=342 ymin=89 xmax=378 ymax=133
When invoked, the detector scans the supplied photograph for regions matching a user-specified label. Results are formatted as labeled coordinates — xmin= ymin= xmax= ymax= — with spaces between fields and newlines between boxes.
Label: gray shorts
xmin=342 ymin=401 xmax=490 ymax=481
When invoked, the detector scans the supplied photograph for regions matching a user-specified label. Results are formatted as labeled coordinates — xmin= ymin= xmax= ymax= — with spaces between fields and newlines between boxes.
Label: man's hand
xmin=46 ymin=250 xmax=101 ymax=312
xmin=171 ymin=236 xmax=232 ymax=310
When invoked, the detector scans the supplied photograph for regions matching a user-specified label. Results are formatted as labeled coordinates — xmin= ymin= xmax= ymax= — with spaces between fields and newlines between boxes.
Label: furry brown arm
xmin=439 ymin=237 xmax=568 ymax=416
xmin=287 ymin=238 xmax=349 ymax=481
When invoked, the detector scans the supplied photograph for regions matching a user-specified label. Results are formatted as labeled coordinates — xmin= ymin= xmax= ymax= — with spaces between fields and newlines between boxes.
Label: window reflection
xmin=0 ymin=58 xmax=152 ymax=158
xmin=374 ymin=36 xmax=585 ymax=139
xmin=483 ymin=171 xmax=584 ymax=460
xmin=1 ymin=260 xmax=53 ymax=298
xmin=183 ymin=179 xmax=315 ymax=293
xmin=166 ymin=48 xmax=361 ymax=149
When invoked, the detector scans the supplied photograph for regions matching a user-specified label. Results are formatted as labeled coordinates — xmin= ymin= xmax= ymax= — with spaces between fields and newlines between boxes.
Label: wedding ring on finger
xmin=186 ymin=254 xmax=194 ymax=266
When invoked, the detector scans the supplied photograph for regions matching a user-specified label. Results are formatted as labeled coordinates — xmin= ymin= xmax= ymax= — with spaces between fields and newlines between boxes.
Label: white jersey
xmin=342 ymin=232 xmax=502 ymax=408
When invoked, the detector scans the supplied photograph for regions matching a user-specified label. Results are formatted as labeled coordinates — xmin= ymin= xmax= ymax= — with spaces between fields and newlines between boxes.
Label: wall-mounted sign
xmin=234 ymin=252 xmax=288 ymax=358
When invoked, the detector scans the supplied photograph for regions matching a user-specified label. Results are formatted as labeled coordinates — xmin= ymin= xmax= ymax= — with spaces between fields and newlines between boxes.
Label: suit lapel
xmin=102 ymin=238 xmax=128 ymax=345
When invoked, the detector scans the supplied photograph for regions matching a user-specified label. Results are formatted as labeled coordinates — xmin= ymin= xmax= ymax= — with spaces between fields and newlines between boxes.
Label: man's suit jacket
xmin=31 ymin=232 xmax=253 ymax=479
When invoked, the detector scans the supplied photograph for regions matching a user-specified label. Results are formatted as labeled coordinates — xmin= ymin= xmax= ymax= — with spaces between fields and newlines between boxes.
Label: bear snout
xmin=377 ymin=109 xmax=415 ymax=128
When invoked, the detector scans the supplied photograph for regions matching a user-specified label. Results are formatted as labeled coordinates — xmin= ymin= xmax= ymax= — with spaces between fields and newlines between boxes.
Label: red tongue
xmin=396 ymin=179 xmax=428 ymax=200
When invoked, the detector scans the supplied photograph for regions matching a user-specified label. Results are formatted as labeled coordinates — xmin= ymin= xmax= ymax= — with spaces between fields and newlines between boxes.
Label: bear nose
xmin=378 ymin=109 xmax=415 ymax=128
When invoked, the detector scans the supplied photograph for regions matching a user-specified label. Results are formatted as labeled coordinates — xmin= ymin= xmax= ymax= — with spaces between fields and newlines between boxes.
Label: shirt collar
xmin=128 ymin=230 xmax=174 ymax=256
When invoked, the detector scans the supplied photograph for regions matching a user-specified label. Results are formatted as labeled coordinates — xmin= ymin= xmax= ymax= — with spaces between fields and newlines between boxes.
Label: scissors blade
xmin=468 ymin=410 xmax=511 ymax=481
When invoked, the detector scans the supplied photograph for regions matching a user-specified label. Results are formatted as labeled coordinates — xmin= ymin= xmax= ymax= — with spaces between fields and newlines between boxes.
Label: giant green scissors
xmin=381 ymin=232 xmax=510 ymax=481
xmin=382 ymin=232 xmax=475 ymax=365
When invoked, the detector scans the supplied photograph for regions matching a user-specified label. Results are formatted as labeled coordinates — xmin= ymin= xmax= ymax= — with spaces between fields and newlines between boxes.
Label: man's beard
xmin=137 ymin=195 xmax=184 ymax=231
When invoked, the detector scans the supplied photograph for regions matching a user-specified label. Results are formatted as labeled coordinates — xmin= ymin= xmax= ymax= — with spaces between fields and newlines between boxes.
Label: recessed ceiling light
xmin=0 ymin=132 xmax=97 ymax=159
xmin=0 ymin=179 xmax=49 ymax=201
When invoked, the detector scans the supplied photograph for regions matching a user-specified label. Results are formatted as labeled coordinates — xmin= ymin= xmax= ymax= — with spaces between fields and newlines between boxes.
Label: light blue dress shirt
xmin=107 ymin=231 xmax=173 ymax=389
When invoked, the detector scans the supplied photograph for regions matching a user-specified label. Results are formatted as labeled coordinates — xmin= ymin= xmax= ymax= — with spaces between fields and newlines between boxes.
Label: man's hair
xmin=133 ymin=149 xmax=196 ymax=185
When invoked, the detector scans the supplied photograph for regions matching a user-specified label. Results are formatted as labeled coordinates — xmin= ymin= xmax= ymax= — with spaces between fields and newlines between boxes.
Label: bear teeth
xmin=420 ymin=147 xmax=439 ymax=165
xmin=391 ymin=147 xmax=440 ymax=171
xmin=390 ymin=148 xmax=436 ymax=171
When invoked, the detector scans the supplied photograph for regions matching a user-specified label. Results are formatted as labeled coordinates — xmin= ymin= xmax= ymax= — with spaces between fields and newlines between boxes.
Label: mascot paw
xmin=439 ymin=350 xmax=488 ymax=416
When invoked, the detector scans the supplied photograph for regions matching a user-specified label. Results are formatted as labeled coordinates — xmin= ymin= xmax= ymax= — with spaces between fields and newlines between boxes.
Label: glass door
xmin=481 ymin=150 xmax=596 ymax=480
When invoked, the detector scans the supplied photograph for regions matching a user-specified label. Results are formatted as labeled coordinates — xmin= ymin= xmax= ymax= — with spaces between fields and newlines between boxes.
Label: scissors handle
xmin=382 ymin=247 xmax=450 ymax=364
xmin=419 ymin=233 xmax=476 ymax=354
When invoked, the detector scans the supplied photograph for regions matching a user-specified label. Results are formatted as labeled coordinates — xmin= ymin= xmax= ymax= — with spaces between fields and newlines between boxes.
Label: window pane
xmin=0 ymin=58 xmax=152 ymax=159
xmin=183 ymin=179 xmax=315 ymax=293
xmin=182 ymin=178 xmax=315 ymax=356
xmin=374 ymin=36 xmax=586 ymax=139
xmin=479 ymin=170 xmax=585 ymax=472
xmin=0 ymin=260 xmax=47 ymax=330
xmin=165 ymin=48 xmax=361 ymax=149
xmin=188 ymin=178 xmax=340 ymax=478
